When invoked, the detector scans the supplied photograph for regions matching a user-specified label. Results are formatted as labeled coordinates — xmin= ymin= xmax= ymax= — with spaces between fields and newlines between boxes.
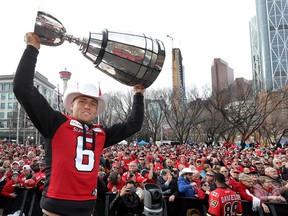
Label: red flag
xmin=98 ymin=82 xmax=102 ymax=96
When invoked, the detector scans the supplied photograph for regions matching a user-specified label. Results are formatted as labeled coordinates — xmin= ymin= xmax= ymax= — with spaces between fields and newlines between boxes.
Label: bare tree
xmin=143 ymin=89 xmax=165 ymax=143
xmin=211 ymin=84 xmax=288 ymax=144
xmin=158 ymin=87 xmax=205 ymax=144
xmin=200 ymin=98 xmax=234 ymax=143
xmin=97 ymin=89 xmax=139 ymax=143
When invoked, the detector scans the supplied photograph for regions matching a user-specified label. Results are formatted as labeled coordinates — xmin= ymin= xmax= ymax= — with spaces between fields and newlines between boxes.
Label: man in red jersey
xmin=14 ymin=32 xmax=145 ymax=216
xmin=207 ymin=173 xmax=242 ymax=216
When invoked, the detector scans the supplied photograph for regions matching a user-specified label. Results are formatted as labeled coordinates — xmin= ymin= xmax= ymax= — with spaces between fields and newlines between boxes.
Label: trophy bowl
xmin=34 ymin=11 xmax=166 ymax=88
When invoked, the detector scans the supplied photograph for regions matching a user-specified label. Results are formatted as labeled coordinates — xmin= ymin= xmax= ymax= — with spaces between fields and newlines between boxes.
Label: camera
xmin=144 ymin=184 xmax=162 ymax=216
xmin=162 ymin=189 xmax=171 ymax=196
xmin=129 ymin=172 xmax=135 ymax=177
xmin=128 ymin=188 xmax=135 ymax=193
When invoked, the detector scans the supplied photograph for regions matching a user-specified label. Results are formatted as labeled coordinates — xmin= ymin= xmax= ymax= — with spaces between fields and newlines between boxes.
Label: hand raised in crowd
xmin=120 ymin=185 xmax=132 ymax=197
xmin=24 ymin=32 xmax=41 ymax=49
xmin=190 ymin=182 xmax=197 ymax=187
xmin=166 ymin=173 xmax=172 ymax=184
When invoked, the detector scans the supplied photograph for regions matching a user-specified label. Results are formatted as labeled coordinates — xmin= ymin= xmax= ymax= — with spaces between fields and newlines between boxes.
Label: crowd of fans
xmin=0 ymin=140 xmax=288 ymax=215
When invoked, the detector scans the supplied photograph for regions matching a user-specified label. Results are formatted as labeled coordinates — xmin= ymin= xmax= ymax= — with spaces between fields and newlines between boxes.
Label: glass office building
xmin=250 ymin=0 xmax=288 ymax=92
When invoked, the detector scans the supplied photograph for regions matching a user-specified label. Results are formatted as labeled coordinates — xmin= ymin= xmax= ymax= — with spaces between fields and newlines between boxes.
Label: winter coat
xmin=253 ymin=183 xmax=284 ymax=202
xmin=177 ymin=176 xmax=196 ymax=197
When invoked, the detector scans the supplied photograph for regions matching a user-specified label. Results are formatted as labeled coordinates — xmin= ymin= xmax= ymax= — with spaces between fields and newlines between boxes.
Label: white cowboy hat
xmin=179 ymin=168 xmax=196 ymax=177
xmin=63 ymin=83 xmax=108 ymax=116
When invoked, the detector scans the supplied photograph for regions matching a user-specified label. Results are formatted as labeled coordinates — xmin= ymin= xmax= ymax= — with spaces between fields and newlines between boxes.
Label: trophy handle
xmin=34 ymin=11 xmax=67 ymax=46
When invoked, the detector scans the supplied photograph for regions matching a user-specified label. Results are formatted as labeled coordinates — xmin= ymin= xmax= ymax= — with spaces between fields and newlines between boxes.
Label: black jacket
xmin=109 ymin=193 xmax=144 ymax=216
xmin=156 ymin=176 xmax=179 ymax=198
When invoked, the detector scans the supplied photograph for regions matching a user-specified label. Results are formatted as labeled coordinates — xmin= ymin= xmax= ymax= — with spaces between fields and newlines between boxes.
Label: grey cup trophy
xmin=34 ymin=11 xmax=165 ymax=88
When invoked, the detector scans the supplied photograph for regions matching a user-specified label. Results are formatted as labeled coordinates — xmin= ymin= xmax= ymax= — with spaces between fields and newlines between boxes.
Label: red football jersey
xmin=207 ymin=187 xmax=242 ymax=216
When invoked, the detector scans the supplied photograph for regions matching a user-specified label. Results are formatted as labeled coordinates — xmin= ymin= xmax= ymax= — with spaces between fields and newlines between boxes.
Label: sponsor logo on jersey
xmin=211 ymin=191 xmax=220 ymax=198
xmin=70 ymin=119 xmax=83 ymax=129
xmin=93 ymin=128 xmax=102 ymax=132
xmin=210 ymin=200 xmax=218 ymax=208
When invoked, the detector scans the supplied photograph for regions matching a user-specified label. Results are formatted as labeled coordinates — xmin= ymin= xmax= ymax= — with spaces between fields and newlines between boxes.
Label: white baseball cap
xmin=63 ymin=83 xmax=108 ymax=115
xmin=23 ymin=165 xmax=31 ymax=170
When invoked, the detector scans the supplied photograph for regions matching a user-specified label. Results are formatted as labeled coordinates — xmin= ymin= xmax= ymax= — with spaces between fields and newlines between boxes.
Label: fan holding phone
xmin=110 ymin=180 xmax=144 ymax=216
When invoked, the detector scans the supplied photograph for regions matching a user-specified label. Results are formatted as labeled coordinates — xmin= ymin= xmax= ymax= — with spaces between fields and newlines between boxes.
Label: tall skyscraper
xmin=250 ymin=0 xmax=288 ymax=92
xmin=172 ymin=48 xmax=186 ymax=101
xmin=211 ymin=58 xmax=234 ymax=93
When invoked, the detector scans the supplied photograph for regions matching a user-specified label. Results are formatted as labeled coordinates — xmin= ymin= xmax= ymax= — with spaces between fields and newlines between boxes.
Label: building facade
xmin=0 ymin=72 xmax=61 ymax=144
xmin=172 ymin=48 xmax=186 ymax=101
xmin=250 ymin=0 xmax=288 ymax=92
xmin=211 ymin=58 xmax=234 ymax=93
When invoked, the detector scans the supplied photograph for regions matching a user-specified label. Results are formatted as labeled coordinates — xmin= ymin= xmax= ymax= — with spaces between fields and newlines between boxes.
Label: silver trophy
xmin=34 ymin=11 xmax=165 ymax=88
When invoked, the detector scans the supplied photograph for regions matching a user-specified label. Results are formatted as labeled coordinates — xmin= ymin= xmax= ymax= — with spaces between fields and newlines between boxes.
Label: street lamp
xmin=8 ymin=119 xmax=11 ymax=144
xmin=167 ymin=35 xmax=174 ymax=48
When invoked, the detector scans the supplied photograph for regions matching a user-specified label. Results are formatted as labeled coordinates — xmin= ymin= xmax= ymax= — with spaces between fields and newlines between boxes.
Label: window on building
xmin=1 ymin=93 xmax=5 ymax=100
xmin=7 ymin=112 xmax=13 ymax=118
xmin=8 ymin=102 xmax=13 ymax=109
xmin=0 ymin=112 xmax=4 ymax=118
xmin=7 ymin=120 xmax=11 ymax=128
xmin=8 ymin=93 xmax=14 ymax=100
xmin=9 ymin=83 xmax=13 ymax=91
xmin=0 ymin=84 xmax=5 ymax=91
xmin=0 ymin=121 xmax=5 ymax=128
xmin=0 ymin=103 xmax=5 ymax=109
xmin=47 ymin=90 xmax=51 ymax=98
xmin=14 ymin=102 xmax=18 ymax=109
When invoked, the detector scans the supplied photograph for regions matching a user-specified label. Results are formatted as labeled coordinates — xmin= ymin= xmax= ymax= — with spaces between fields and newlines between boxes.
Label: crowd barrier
xmin=1 ymin=189 xmax=287 ymax=216
xmin=104 ymin=192 xmax=288 ymax=216
xmin=0 ymin=187 xmax=42 ymax=216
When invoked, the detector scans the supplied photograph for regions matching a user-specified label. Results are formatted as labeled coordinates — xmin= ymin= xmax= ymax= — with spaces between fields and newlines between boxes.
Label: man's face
xmin=71 ymin=96 xmax=98 ymax=123
xmin=12 ymin=163 xmax=19 ymax=170
xmin=163 ymin=172 xmax=172 ymax=181
xmin=242 ymin=177 xmax=254 ymax=188
xmin=205 ymin=173 xmax=214 ymax=182
xmin=231 ymin=172 xmax=239 ymax=179
xmin=128 ymin=163 xmax=137 ymax=172
xmin=249 ymin=173 xmax=258 ymax=181
xmin=273 ymin=159 xmax=282 ymax=169
xmin=220 ymin=167 xmax=229 ymax=177
xmin=266 ymin=168 xmax=278 ymax=178
xmin=255 ymin=162 xmax=262 ymax=168
xmin=126 ymin=183 xmax=135 ymax=195
xmin=165 ymin=159 xmax=172 ymax=167
xmin=11 ymin=174 xmax=19 ymax=182
xmin=186 ymin=173 xmax=193 ymax=181
xmin=138 ymin=158 xmax=145 ymax=164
